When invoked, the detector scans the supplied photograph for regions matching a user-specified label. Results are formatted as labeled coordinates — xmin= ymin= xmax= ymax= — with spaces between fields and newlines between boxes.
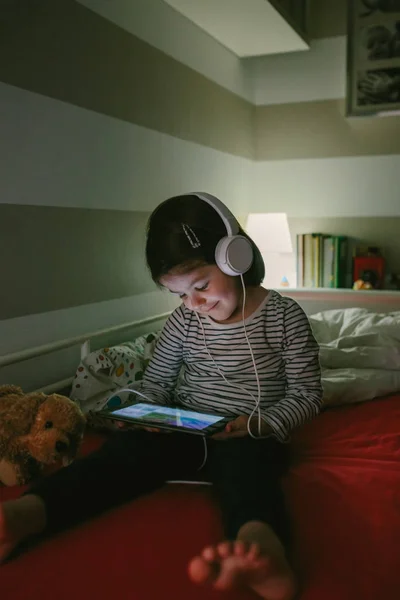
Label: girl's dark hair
xmin=146 ymin=194 xmax=265 ymax=286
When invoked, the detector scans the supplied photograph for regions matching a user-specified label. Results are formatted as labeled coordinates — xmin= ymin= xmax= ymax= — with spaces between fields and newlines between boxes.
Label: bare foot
xmin=0 ymin=495 xmax=46 ymax=563
xmin=188 ymin=522 xmax=296 ymax=600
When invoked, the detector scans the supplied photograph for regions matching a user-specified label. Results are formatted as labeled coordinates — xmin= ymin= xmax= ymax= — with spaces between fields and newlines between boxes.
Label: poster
xmin=347 ymin=0 xmax=400 ymax=116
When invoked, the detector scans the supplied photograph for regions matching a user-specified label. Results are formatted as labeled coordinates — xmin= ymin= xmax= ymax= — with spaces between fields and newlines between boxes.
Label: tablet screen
xmin=111 ymin=402 xmax=224 ymax=431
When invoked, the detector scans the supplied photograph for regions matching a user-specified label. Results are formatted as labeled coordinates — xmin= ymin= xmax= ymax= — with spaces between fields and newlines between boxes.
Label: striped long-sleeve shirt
xmin=141 ymin=290 xmax=322 ymax=441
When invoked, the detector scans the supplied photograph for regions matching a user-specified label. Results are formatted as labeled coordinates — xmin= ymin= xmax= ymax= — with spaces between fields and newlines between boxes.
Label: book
xmin=312 ymin=233 xmax=323 ymax=287
xmin=296 ymin=234 xmax=304 ymax=287
xmin=303 ymin=234 xmax=314 ymax=288
xmin=322 ymin=236 xmax=335 ymax=288
xmin=332 ymin=236 xmax=348 ymax=288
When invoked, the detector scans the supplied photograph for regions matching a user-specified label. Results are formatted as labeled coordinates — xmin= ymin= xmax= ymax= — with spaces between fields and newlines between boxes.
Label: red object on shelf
xmin=353 ymin=255 xmax=385 ymax=289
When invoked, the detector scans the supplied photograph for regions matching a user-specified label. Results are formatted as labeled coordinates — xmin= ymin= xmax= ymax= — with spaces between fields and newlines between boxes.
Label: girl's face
xmin=160 ymin=264 xmax=242 ymax=323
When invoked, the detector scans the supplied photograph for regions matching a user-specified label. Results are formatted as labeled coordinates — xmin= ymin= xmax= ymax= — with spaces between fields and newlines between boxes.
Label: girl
xmin=0 ymin=193 xmax=322 ymax=600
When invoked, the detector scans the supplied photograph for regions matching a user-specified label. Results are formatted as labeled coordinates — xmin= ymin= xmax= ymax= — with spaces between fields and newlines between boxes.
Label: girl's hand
xmin=212 ymin=416 xmax=272 ymax=440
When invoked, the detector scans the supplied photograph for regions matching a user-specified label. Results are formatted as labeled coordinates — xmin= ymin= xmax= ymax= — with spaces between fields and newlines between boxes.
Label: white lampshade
xmin=245 ymin=213 xmax=296 ymax=288
xmin=246 ymin=213 xmax=293 ymax=254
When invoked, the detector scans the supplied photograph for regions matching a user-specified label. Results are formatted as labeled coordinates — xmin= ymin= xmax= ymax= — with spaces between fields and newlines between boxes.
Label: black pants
xmin=29 ymin=430 xmax=289 ymax=543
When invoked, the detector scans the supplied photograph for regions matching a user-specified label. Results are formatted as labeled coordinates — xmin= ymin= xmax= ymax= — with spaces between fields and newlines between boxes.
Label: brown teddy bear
xmin=0 ymin=385 xmax=86 ymax=486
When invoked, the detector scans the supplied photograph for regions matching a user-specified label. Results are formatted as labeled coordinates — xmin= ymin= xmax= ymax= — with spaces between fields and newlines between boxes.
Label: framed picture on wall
xmin=347 ymin=0 xmax=400 ymax=117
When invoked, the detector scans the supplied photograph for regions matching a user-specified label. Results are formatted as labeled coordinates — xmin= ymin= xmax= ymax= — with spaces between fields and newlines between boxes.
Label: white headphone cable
xmin=239 ymin=274 xmax=262 ymax=437
xmin=195 ymin=276 xmax=268 ymax=439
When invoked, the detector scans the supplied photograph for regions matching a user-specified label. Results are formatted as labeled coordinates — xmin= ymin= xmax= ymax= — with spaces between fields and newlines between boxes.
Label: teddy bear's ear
xmin=0 ymin=385 xmax=24 ymax=398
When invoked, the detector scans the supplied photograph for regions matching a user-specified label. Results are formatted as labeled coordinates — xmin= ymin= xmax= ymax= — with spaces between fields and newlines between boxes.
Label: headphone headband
xmin=190 ymin=192 xmax=239 ymax=237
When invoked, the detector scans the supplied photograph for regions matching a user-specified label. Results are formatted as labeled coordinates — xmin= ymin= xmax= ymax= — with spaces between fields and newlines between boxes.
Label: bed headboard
xmin=279 ymin=289 xmax=400 ymax=316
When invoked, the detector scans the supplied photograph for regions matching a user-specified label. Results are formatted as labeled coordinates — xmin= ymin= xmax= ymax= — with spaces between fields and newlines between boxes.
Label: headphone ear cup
xmin=215 ymin=236 xmax=254 ymax=276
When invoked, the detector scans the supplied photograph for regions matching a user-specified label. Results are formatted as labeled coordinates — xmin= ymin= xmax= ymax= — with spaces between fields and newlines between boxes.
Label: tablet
xmin=98 ymin=401 xmax=230 ymax=436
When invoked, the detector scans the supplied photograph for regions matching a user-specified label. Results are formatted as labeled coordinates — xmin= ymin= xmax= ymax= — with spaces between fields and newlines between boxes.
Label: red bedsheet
xmin=286 ymin=393 xmax=400 ymax=600
xmin=2 ymin=394 xmax=400 ymax=600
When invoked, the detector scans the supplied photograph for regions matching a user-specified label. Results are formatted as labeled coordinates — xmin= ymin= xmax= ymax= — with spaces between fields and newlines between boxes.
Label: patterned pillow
xmin=70 ymin=332 xmax=159 ymax=431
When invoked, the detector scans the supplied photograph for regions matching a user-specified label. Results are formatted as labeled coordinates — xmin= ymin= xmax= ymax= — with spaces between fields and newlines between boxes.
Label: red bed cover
xmin=1 ymin=393 xmax=400 ymax=600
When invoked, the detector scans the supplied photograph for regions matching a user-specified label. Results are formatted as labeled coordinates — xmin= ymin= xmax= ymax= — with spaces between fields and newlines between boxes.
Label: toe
xmin=217 ymin=541 xmax=233 ymax=558
xmin=202 ymin=546 xmax=217 ymax=562
xmin=188 ymin=556 xmax=216 ymax=584
xmin=247 ymin=542 xmax=261 ymax=560
xmin=233 ymin=540 xmax=247 ymax=556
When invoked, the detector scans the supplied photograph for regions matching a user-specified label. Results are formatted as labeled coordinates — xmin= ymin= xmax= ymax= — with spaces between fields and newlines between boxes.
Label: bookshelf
xmin=289 ymin=217 xmax=400 ymax=291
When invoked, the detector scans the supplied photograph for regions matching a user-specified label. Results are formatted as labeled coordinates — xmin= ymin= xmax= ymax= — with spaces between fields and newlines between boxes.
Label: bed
xmin=1 ymin=291 xmax=400 ymax=600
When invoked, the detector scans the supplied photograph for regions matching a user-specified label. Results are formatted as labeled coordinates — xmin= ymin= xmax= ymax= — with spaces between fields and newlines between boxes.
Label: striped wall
xmin=0 ymin=0 xmax=252 ymax=390
xmin=0 ymin=1 xmax=253 ymax=159
xmin=249 ymin=0 xmax=400 ymax=218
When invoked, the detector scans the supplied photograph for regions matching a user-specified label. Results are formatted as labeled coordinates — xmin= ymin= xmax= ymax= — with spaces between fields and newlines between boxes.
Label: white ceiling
xmin=163 ymin=0 xmax=309 ymax=58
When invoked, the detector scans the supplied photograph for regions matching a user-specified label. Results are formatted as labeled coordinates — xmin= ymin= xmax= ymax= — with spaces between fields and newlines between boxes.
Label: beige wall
xmin=0 ymin=205 xmax=154 ymax=320
xmin=255 ymin=99 xmax=400 ymax=161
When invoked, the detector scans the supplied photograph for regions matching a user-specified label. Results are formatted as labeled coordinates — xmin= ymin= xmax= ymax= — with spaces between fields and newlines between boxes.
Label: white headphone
xmin=189 ymin=192 xmax=253 ymax=277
